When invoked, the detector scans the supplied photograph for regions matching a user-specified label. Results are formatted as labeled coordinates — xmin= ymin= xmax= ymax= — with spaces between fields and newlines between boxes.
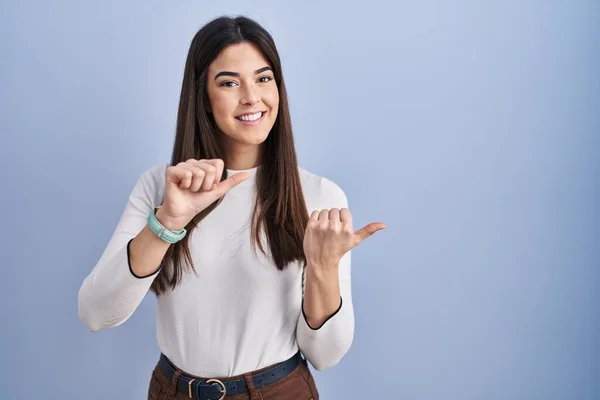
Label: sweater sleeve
xmin=296 ymin=178 xmax=355 ymax=371
xmin=78 ymin=167 xmax=163 ymax=332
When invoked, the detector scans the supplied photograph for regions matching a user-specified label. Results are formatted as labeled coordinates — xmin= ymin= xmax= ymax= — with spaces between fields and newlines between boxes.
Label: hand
xmin=303 ymin=208 xmax=386 ymax=270
xmin=156 ymin=159 xmax=250 ymax=230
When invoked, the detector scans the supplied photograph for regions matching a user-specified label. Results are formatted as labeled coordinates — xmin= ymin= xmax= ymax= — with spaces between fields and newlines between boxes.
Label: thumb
xmin=353 ymin=222 xmax=386 ymax=245
xmin=213 ymin=172 xmax=251 ymax=196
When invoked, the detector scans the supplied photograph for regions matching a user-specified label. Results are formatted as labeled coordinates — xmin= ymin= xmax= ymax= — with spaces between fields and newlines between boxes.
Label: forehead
xmin=208 ymin=42 xmax=271 ymax=75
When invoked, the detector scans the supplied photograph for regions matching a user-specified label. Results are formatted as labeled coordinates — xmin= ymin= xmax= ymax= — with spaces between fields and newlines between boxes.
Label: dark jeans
xmin=148 ymin=356 xmax=319 ymax=400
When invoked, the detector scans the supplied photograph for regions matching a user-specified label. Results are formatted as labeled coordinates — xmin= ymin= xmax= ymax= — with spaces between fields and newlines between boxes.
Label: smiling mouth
xmin=235 ymin=111 xmax=265 ymax=122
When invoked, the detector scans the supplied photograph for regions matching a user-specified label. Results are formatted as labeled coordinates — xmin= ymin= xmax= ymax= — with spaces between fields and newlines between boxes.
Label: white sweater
xmin=78 ymin=164 xmax=354 ymax=377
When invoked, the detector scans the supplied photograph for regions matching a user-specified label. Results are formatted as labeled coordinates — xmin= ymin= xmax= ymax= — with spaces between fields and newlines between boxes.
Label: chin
xmin=225 ymin=130 xmax=270 ymax=146
xmin=248 ymin=132 xmax=270 ymax=145
xmin=236 ymin=126 xmax=274 ymax=143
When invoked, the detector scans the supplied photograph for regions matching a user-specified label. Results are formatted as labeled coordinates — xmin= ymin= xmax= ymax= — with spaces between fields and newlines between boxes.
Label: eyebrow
xmin=214 ymin=66 xmax=273 ymax=80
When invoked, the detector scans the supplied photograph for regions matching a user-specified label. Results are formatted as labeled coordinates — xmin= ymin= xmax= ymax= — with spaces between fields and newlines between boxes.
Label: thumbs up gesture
xmin=303 ymin=208 xmax=386 ymax=270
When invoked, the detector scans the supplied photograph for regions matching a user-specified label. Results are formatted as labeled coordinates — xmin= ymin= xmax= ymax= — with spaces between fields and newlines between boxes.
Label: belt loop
xmin=169 ymin=369 xmax=183 ymax=399
xmin=243 ymin=373 xmax=262 ymax=400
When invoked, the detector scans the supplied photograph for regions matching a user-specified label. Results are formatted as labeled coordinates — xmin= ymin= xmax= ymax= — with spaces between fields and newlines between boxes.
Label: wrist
xmin=307 ymin=260 xmax=339 ymax=274
xmin=306 ymin=262 xmax=339 ymax=283
xmin=154 ymin=207 xmax=189 ymax=231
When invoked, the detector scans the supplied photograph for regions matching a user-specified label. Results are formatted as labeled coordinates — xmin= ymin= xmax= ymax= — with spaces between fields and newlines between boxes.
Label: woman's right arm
xmin=78 ymin=160 xmax=249 ymax=332
xmin=77 ymin=167 xmax=171 ymax=332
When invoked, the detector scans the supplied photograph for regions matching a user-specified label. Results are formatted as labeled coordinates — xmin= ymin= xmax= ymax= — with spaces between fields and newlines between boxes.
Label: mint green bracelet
xmin=147 ymin=207 xmax=187 ymax=244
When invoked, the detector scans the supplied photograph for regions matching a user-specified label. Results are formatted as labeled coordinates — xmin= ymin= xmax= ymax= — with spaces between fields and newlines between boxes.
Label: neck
xmin=226 ymin=159 xmax=261 ymax=170
xmin=221 ymin=141 xmax=263 ymax=170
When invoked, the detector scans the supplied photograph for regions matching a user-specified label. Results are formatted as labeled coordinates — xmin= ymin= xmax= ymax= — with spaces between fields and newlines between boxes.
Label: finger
xmin=195 ymin=159 xmax=224 ymax=185
xmin=308 ymin=210 xmax=320 ymax=223
xmin=354 ymin=222 xmax=387 ymax=244
xmin=318 ymin=209 xmax=329 ymax=222
xmin=212 ymin=159 xmax=225 ymax=184
xmin=307 ymin=210 xmax=320 ymax=230
xmin=329 ymin=208 xmax=341 ymax=228
xmin=340 ymin=208 xmax=352 ymax=226
xmin=166 ymin=165 xmax=186 ymax=186
xmin=170 ymin=163 xmax=194 ymax=189
xmin=187 ymin=160 xmax=218 ymax=190
xmin=214 ymin=172 xmax=251 ymax=196
xmin=178 ymin=163 xmax=205 ymax=192
xmin=199 ymin=162 xmax=217 ymax=191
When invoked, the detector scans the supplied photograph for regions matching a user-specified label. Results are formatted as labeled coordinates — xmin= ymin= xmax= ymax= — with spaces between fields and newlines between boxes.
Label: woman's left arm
xmin=296 ymin=179 xmax=385 ymax=371
xmin=297 ymin=250 xmax=354 ymax=371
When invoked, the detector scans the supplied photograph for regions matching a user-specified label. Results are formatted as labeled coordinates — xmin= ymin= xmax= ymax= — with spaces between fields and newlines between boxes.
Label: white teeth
xmin=237 ymin=112 xmax=263 ymax=121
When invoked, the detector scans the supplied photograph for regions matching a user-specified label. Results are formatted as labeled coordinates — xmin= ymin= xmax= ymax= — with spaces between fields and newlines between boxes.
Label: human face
xmin=207 ymin=42 xmax=279 ymax=155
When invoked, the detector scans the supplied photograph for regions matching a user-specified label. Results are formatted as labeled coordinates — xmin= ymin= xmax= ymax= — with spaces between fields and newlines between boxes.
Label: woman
xmin=78 ymin=15 xmax=385 ymax=400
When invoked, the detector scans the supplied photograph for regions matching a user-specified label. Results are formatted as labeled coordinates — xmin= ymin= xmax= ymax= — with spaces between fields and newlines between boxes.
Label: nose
xmin=240 ymin=83 xmax=260 ymax=106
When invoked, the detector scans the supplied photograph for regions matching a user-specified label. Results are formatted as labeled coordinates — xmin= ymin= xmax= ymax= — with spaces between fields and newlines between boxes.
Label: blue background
xmin=1 ymin=0 xmax=598 ymax=398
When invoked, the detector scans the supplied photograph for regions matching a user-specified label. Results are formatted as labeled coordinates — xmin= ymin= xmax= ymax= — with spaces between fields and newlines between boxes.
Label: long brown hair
xmin=150 ymin=16 xmax=309 ymax=296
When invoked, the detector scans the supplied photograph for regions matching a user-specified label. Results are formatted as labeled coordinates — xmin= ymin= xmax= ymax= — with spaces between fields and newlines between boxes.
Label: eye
xmin=258 ymin=75 xmax=273 ymax=83
xmin=219 ymin=80 xmax=238 ymax=87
